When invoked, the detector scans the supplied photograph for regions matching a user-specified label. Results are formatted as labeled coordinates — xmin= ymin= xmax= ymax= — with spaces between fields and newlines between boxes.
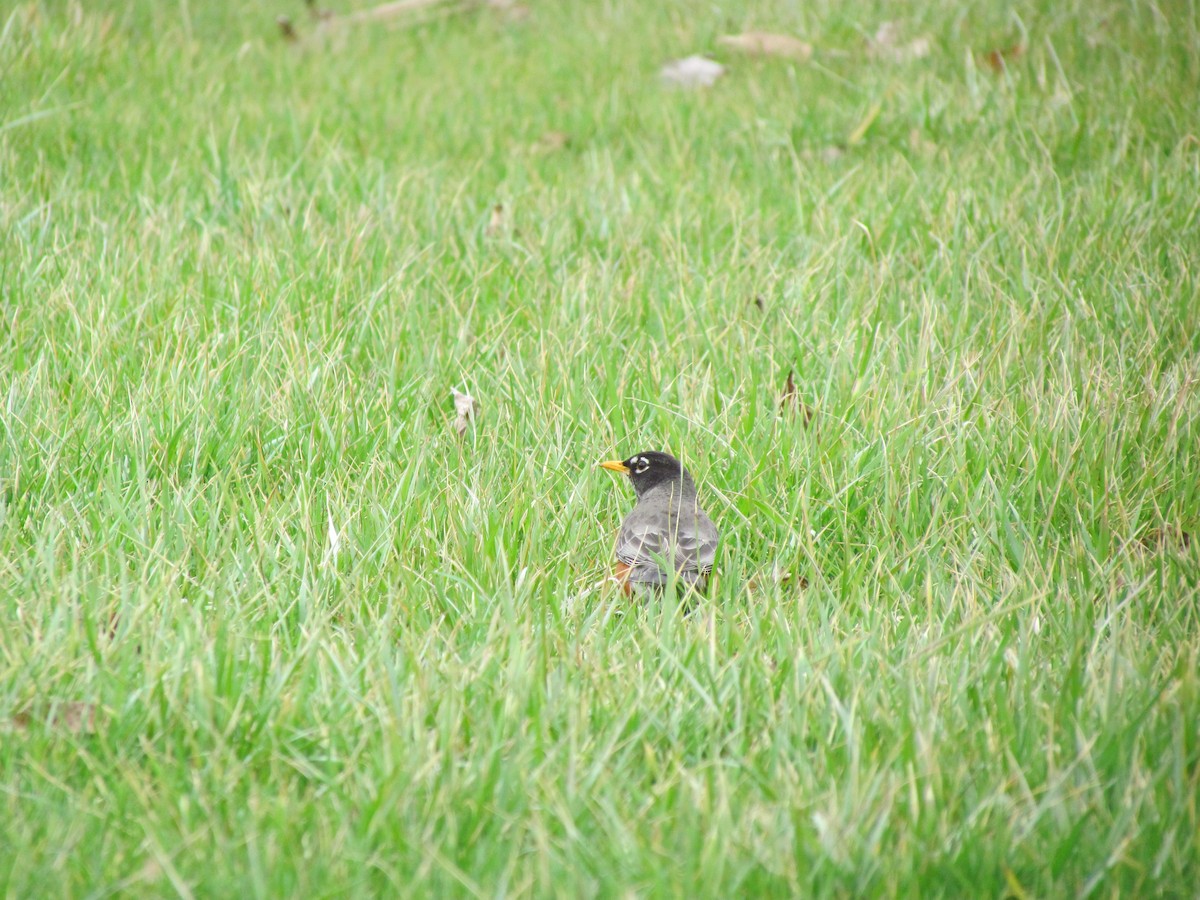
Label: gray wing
xmin=616 ymin=499 xmax=720 ymax=587
xmin=680 ymin=508 xmax=720 ymax=579
xmin=615 ymin=506 xmax=673 ymax=585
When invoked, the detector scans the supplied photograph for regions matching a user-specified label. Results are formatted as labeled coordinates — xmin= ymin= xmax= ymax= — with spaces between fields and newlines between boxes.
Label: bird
xmin=598 ymin=450 xmax=720 ymax=595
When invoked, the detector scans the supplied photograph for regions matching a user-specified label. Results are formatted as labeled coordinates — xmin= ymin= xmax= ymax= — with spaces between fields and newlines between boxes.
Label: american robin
xmin=599 ymin=451 xmax=720 ymax=594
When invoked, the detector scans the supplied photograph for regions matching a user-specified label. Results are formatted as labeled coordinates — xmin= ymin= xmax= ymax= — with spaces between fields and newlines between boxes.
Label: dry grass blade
xmin=847 ymin=102 xmax=882 ymax=145
xmin=717 ymin=32 xmax=813 ymax=62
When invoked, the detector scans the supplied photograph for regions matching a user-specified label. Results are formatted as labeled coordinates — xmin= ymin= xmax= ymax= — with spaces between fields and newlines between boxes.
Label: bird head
xmin=599 ymin=450 xmax=695 ymax=498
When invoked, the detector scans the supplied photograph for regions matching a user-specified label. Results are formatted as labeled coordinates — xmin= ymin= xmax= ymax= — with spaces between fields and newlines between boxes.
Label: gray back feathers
xmin=615 ymin=480 xmax=719 ymax=588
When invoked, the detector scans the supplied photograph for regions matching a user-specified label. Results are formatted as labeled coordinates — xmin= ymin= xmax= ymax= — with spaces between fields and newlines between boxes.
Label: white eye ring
xmin=634 ymin=457 xmax=650 ymax=474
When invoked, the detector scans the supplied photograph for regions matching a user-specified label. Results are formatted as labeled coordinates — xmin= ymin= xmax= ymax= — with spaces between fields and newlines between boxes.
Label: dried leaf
xmin=342 ymin=0 xmax=456 ymax=25
xmin=1139 ymin=527 xmax=1192 ymax=552
xmin=981 ymin=43 xmax=1025 ymax=72
xmin=867 ymin=21 xmax=901 ymax=49
xmin=867 ymin=22 xmax=932 ymax=63
xmin=486 ymin=203 xmax=506 ymax=237
xmin=276 ymin=15 xmax=299 ymax=41
xmin=10 ymin=701 xmax=98 ymax=734
xmin=487 ymin=0 xmax=531 ymax=19
xmin=820 ymin=145 xmax=846 ymax=165
xmin=747 ymin=567 xmax=808 ymax=593
xmin=779 ymin=369 xmax=815 ymax=425
xmin=780 ymin=369 xmax=798 ymax=410
xmin=300 ymin=0 xmax=488 ymax=34
xmin=133 ymin=858 xmax=163 ymax=885
xmin=56 ymin=702 xmax=98 ymax=732
xmin=908 ymin=127 xmax=937 ymax=156
xmin=305 ymin=0 xmax=334 ymax=21
xmin=452 ymin=389 xmax=478 ymax=437
xmin=894 ymin=35 xmax=931 ymax=62
xmin=717 ymin=32 xmax=813 ymax=62
xmin=660 ymin=55 xmax=726 ymax=89
xmin=532 ymin=130 xmax=570 ymax=154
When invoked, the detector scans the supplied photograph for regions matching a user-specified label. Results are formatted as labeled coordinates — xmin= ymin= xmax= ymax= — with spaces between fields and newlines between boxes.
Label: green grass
xmin=2 ymin=0 xmax=1199 ymax=895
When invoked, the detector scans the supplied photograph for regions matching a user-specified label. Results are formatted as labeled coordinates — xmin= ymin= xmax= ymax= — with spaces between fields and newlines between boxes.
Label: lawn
xmin=2 ymin=0 xmax=1198 ymax=895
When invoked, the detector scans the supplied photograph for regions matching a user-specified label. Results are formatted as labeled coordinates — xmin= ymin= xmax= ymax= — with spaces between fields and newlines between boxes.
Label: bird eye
xmin=634 ymin=457 xmax=650 ymax=473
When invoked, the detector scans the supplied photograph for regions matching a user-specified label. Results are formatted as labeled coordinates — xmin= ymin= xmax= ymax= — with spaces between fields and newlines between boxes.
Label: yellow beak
xmin=599 ymin=460 xmax=630 ymax=474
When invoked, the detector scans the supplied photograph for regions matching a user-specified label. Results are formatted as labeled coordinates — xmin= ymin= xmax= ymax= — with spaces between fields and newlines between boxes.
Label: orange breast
xmin=613 ymin=560 xmax=634 ymax=596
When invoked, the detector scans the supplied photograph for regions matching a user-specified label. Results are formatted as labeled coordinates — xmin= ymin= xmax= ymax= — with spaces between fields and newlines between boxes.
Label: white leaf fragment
xmin=324 ymin=511 xmax=341 ymax=568
xmin=867 ymin=22 xmax=932 ymax=63
xmin=660 ymin=55 xmax=726 ymax=88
